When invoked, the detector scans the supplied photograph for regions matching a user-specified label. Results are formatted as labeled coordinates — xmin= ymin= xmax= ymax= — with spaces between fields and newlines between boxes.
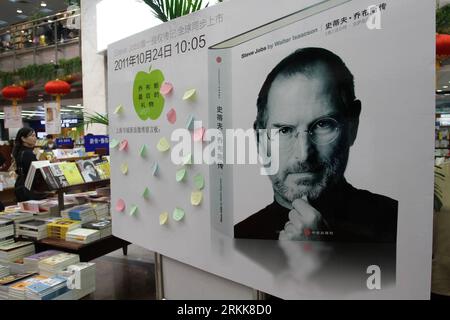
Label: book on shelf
xmin=24 ymin=161 xmax=50 ymax=190
xmin=0 ymin=241 xmax=35 ymax=263
xmin=76 ymin=159 xmax=101 ymax=182
xmin=61 ymin=205 xmax=96 ymax=224
xmin=25 ymin=275 xmax=69 ymax=300
xmin=83 ymin=219 xmax=112 ymax=239
xmin=0 ymin=264 xmax=9 ymax=279
xmin=0 ymin=220 xmax=15 ymax=242
xmin=58 ymin=162 xmax=85 ymax=185
xmin=38 ymin=253 xmax=80 ymax=277
xmin=48 ymin=163 xmax=70 ymax=188
xmin=92 ymin=158 xmax=110 ymax=180
xmin=8 ymin=275 xmax=47 ymax=300
xmin=23 ymin=250 xmax=62 ymax=271
xmin=47 ymin=219 xmax=82 ymax=239
xmin=16 ymin=220 xmax=49 ymax=241
xmin=65 ymin=228 xmax=101 ymax=244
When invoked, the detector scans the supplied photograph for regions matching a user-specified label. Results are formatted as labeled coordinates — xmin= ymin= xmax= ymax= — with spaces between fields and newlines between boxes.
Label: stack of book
xmin=0 ymin=272 xmax=36 ymax=300
xmin=0 ymin=212 xmax=34 ymax=235
xmin=18 ymin=200 xmax=49 ymax=216
xmin=8 ymin=275 xmax=47 ymax=300
xmin=23 ymin=250 xmax=62 ymax=272
xmin=0 ymin=264 xmax=9 ymax=278
xmin=38 ymin=252 xmax=80 ymax=277
xmin=58 ymin=262 xmax=95 ymax=290
xmin=0 ymin=220 xmax=15 ymax=246
xmin=65 ymin=228 xmax=101 ymax=244
xmin=25 ymin=275 xmax=69 ymax=300
xmin=16 ymin=220 xmax=48 ymax=240
xmin=83 ymin=220 xmax=112 ymax=239
xmin=61 ymin=205 xmax=96 ymax=224
xmin=47 ymin=219 xmax=81 ymax=240
xmin=91 ymin=203 xmax=109 ymax=220
xmin=0 ymin=241 xmax=35 ymax=263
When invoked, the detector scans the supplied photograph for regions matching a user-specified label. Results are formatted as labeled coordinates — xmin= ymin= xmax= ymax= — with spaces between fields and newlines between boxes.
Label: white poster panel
xmin=45 ymin=103 xmax=61 ymax=134
xmin=108 ymin=0 xmax=434 ymax=299
xmin=4 ymin=106 xmax=23 ymax=128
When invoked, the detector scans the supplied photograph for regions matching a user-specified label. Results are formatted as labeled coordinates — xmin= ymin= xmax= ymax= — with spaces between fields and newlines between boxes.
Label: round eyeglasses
xmin=267 ymin=117 xmax=342 ymax=146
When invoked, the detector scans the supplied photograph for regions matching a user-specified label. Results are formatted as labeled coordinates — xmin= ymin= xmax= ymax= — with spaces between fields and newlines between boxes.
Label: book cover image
xmin=58 ymin=162 xmax=84 ymax=185
xmin=208 ymin=0 xmax=399 ymax=244
xmin=49 ymin=164 xmax=69 ymax=188
xmin=77 ymin=160 xmax=101 ymax=182
xmin=93 ymin=159 xmax=110 ymax=180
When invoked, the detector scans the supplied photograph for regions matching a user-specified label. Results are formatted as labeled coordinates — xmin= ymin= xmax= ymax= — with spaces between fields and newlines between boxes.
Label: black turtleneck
xmin=234 ymin=180 xmax=398 ymax=243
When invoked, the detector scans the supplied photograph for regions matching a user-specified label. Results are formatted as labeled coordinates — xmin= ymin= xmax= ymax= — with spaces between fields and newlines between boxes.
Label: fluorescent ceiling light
xmin=41 ymin=2 xmax=47 ymax=7
xmin=437 ymin=89 xmax=443 ymax=92
xmin=444 ymin=86 xmax=449 ymax=89
xmin=16 ymin=9 xmax=23 ymax=14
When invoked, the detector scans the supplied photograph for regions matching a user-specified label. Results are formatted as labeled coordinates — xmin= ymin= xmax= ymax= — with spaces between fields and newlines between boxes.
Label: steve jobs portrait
xmin=234 ymin=47 xmax=398 ymax=243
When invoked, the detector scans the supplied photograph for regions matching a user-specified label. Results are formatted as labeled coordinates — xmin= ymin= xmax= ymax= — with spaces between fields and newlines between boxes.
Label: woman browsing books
xmin=12 ymin=128 xmax=49 ymax=202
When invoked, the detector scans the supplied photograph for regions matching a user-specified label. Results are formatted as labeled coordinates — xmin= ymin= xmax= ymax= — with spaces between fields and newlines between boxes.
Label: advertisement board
xmin=108 ymin=0 xmax=434 ymax=298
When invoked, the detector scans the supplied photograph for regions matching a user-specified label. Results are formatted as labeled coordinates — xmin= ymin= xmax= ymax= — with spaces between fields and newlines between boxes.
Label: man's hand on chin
xmin=278 ymin=197 xmax=325 ymax=241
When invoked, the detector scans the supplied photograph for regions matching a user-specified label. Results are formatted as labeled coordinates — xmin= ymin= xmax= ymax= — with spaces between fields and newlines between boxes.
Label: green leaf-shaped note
xmin=194 ymin=173 xmax=204 ymax=190
xmin=176 ymin=168 xmax=186 ymax=182
xmin=172 ymin=207 xmax=185 ymax=221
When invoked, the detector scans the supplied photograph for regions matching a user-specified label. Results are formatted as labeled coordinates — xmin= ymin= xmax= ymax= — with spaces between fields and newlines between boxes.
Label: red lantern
xmin=1 ymin=85 xmax=26 ymax=107
xmin=45 ymin=79 xmax=71 ymax=110
xmin=437 ymin=33 xmax=450 ymax=58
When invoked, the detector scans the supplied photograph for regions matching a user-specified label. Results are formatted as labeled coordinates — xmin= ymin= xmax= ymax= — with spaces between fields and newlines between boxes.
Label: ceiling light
xmin=40 ymin=1 xmax=47 ymax=7
xmin=16 ymin=9 xmax=23 ymax=14
xmin=444 ymin=86 xmax=449 ymax=89
xmin=437 ymin=89 xmax=443 ymax=93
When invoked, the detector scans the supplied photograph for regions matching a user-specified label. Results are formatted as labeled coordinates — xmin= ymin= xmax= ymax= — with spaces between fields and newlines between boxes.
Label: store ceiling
xmin=0 ymin=0 xmax=69 ymax=28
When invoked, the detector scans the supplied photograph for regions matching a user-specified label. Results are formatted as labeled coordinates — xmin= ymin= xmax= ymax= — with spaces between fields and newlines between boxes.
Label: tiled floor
xmin=83 ymin=244 xmax=156 ymax=300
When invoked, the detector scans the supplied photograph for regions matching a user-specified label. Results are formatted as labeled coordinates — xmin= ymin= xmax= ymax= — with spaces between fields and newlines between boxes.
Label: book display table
xmin=35 ymin=236 xmax=130 ymax=262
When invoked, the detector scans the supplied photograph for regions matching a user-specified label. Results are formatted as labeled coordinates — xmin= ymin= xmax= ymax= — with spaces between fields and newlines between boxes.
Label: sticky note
xmin=182 ymin=153 xmax=192 ymax=166
xmin=139 ymin=144 xmax=147 ymax=157
xmin=193 ymin=127 xmax=205 ymax=142
xmin=142 ymin=187 xmax=150 ymax=199
xmin=114 ymin=104 xmax=123 ymax=114
xmin=152 ymin=162 xmax=159 ymax=176
xmin=119 ymin=139 xmax=128 ymax=151
xmin=167 ymin=108 xmax=176 ymax=124
xmin=159 ymin=212 xmax=169 ymax=225
xmin=183 ymin=89 xmax=196 ymax=100
xmin=172 ymin=207 xmax=185 ymax=221
xmin=185 ymin=114 xmax=195 ymax=130
xmin=130 ymin=205 xmax=138 ymax=216
xmin=116 ymin=199 xmax=126 ymax=212
xmin=194 ymin=173 xmax=204 ymax=190
xmin=109 ymin=139 xmax=119 ymax=149
xmin=121 ymin=163 xmax=128 ymax=175
xmin=157 ymin=137 xmax=170 ymax=152
xmin=191 ymin=190 xmax=202 ymax=206
xmin=176 ymin=168 xmax=186 ymax=182
xmin=160 ymin=82 xmax=173 ymax=96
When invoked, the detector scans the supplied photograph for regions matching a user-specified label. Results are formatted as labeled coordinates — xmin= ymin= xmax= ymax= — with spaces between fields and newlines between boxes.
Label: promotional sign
xmin=84 ymin=135 xmax=109 ymax=153
xmin=44 ymin=102 xmax=61 ymax=134
xmin=55 ymin=138 xmax=73 ymax=148
xmin=108 ymin=0 xmax=434 ymax=299
xmin=4 ymin=106 xmax=22 ymax=128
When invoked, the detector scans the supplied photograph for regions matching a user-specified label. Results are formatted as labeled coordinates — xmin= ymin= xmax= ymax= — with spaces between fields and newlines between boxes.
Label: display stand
xmin=35 ymin=236 xmax=130 ymax=262
xmin=47 ymin=179 xmax=110 ymax=211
